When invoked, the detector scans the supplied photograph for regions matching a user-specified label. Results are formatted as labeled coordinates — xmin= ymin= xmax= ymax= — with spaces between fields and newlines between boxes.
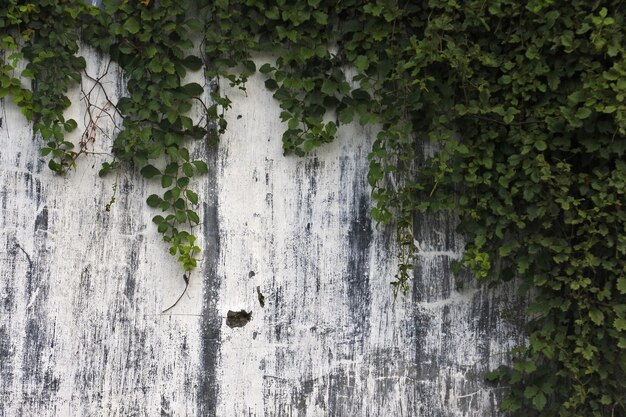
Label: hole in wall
xmin=226 ymin=310 xmax=252 ymax=328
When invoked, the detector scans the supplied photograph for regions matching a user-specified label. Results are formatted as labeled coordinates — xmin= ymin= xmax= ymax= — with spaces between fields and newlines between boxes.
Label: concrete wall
xmin=0 ymin=47 xmax=524 ymax=416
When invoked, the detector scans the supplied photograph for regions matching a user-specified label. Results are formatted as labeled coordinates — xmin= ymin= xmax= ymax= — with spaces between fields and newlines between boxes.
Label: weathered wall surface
xmin=0 ymin=48 xmax=524 ymax=416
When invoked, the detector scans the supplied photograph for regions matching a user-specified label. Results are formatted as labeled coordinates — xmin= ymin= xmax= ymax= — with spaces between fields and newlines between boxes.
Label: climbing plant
xmin=1 ymin=0 xmax=626 ymax=415
xmin=0 ymin=1 xmax=93 ymax=172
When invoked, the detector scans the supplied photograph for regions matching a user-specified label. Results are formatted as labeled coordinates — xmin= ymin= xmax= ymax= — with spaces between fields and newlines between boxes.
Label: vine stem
xmin=161 ymin=272 xmax=190 ymax=313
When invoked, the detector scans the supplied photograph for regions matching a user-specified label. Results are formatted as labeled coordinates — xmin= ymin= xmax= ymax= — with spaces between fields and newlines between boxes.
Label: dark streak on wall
xmin=19 ymin=172 xmax=57 ymax=415
xmin=346 ymin=194 xmax=372 ymax=341
xmin=197 ymin=128 xmax=221 ymax=414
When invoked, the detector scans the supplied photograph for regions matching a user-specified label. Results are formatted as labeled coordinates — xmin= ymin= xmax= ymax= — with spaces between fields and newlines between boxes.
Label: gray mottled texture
xmin=0 ymin=51 xmax=524 ymax=416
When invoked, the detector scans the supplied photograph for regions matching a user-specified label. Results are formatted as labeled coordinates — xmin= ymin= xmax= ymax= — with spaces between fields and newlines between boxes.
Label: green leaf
xmin=123 ymin=17 xmax=141 ymax=35
xmin=181 ymin=116 xmax=193 ymax=131
xmin=177 ymin=177 xmax=190 ymax=188
xmin=98 ymin=162 xmax=114 ymax=178
xmin=186 ymin=189 xmax=198 ymax=204
xmin=173 ymin=198 xmax=186 ymax=210
xmin=146 ymin=194 xmax=162 ymax=208
xmin=524 ymin=386 xmax=539 ymax=399
xmin=265 ymin=79 xmax=279 ymax=90
xmin=182 ymin=82 xmax=204 ymax=96
xmin=575 ymin=107 xmax=592 ymax=119
xmin=617 ymin=277 xmax=626 ymax=294
xmin=48 ymin=160 xmax=62 ymax=173
xmin=193 ymin=160 xmax=209 ymax=174
xmin=182 ymin=55 xmax=203 ymax=71
xmin=265 ymin=6 xmax=280 ymax=19
xmin=339 ymin=107 xmax=354 ymax=124
xmin=182 ymin=162 xmax=194 ymax=177
xmin=259 ymin=63 xmax=274 ymax=74
xmin=354 ymin=55 xmax=369 ymax=72
xmin=368 ymin=161 xmax=383 ymax=186
xmin=175 ymin=210 xmax=187 ymax=223
xmin=532 ymin=392 xmax=547 ymax=411
xmin=187 ymin=210 xmax=200 ymax=224
xmin=186 ymin=18 xmax=203 ymax=32
xmin=321 ymin=80 xmax=336 ymax=95
xmin=140 ymin=164 xmax=161 ymax=178
xmin=589 ymin=309 xmax=604 ymax=325
xmin=166 ymin=111 xmax=178 ymax=124
xmin=312 ymin=11 xmax=328 ymax=25
xmin=164 ymin=162 xmax=179 ymax=176
xmin=161 ymin=175 xmax=173 ymax=188
xmin=288 ymin=118 xmax=299 ymax=130
xmin=242 ymin=60 xmax=256 ymax=74
xmin=64 ymin=119 xmax=78 ymax=132
xmin=351 ymin=88 xmax=370 ymax=101
xmin=499 ymin=240 xmax=519 ymax=256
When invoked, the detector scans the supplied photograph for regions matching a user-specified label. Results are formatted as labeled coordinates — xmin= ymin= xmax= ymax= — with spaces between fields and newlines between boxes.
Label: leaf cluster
xmin=0 ymin=1 xmax=94 ymax=173
xmin=2 ymin=1 xmax=626 ymax=414
xmin=201 ymin=1 xmax=626 ymax=415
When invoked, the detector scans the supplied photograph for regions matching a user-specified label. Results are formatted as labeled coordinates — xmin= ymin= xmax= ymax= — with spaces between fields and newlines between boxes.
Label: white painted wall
xmin=0 ymin=47 xmax=524 ymax=416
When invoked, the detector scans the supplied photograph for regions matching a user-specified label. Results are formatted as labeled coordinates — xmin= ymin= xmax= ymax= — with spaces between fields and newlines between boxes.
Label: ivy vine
xmin=1 ymin=1 xmax=626 ymax=415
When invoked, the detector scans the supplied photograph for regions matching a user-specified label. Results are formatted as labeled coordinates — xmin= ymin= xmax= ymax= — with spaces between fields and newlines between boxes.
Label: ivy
xmin=83 ymin=0 xmax=211 ymax=273
xmin=1 ymin=1 xmax=626 ymax=415
xmin=0 ymin=1 xmax=93 ymax=172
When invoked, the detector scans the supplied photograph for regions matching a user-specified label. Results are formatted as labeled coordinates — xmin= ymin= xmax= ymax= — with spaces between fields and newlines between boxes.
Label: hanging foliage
xmin=1 ymin=1 xmax=625 ymax=415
